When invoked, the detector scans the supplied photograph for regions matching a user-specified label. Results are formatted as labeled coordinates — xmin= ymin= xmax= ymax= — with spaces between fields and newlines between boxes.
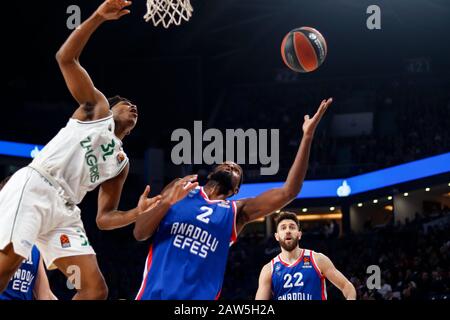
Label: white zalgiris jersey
xmin=30 ymin=114 xmax=129 ymax=205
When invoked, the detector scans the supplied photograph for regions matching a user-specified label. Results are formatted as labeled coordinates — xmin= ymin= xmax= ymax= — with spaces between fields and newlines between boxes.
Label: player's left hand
xmin=137 ymin=185 xmax=162 ymax=215
xmin=96 ymin=0 xmax=132 ymax=21
xmin=302 ymin=98 xmax=333 ymax=137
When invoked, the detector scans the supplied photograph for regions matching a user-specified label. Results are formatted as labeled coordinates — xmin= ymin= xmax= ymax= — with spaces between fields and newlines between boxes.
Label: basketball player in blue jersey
xmin=0 ymin=246 xmax=57 ymax=300
xmin=0 ymin=177 xmax=56 ymax=300
xmin=0 ymin=0 xmax=161 ymax=299
xmin=133 ymin=98 xmax=334 ymax=300
xmin=255 ymin=212 xmax=356 ymax=300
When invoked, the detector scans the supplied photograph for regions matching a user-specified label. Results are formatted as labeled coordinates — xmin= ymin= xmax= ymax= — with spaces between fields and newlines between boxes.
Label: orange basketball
xmin=281 ymin=27 xmax=327 ymax=73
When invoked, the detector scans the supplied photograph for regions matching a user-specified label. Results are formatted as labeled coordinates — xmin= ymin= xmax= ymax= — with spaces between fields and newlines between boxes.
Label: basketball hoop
xmin=144 ymin=0 xmax=193 ymax=28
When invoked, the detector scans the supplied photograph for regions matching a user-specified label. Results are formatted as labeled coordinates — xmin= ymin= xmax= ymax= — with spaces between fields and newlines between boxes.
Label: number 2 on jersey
xmin=196 ymin=206 xmax=213 ymax=224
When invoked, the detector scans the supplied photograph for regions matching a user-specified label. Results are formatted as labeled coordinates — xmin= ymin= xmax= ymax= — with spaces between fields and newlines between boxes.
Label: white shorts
xmin=0 ymin=167 xmax=95 ymax=270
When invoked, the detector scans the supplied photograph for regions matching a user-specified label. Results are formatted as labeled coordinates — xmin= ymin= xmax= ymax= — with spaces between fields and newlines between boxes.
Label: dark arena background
xmin=1 ymin=0 xmax=450 ymax=302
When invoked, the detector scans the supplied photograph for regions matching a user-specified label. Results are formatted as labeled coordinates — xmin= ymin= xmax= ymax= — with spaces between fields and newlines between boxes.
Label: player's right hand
xmin=163 ymin=175 xmax=199 ymax=206
xmin=137 ymin=185 xmax=162 ymax=215
xmin=96 ymin=0 xmax=132 ymax=21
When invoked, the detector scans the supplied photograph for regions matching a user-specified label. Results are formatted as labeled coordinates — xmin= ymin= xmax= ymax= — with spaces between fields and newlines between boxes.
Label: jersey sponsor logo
xmin=302 ymin=257 xmax=312 ymax=268
xmin=277 ymin=292 xmax=313 ymax=300
xmin=60 ymin=234 xmax=71 ymax=248
xmin=80 ymin=136 xmax=100 ymax=183
xmin=170 ymin=222 xmax=219 ymax=259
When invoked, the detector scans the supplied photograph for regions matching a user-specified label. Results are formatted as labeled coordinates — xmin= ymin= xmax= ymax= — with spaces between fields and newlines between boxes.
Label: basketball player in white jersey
xmin=0 ymin=0 xmax=160 ymax=299
xmin=256 ymin=212 xmax=356 ymax=300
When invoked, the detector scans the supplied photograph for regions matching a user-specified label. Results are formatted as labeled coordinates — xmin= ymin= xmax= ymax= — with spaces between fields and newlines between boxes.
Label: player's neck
xmin=114 ymin=123 xmax=128 ymax=141
xmin=280 ymin=247 xmax=303 ymax=264
xmin=203 ymin=182 xmax=228 ymax=201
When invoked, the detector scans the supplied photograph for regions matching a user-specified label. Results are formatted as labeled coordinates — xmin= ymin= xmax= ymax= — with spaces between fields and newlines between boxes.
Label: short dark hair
xmin=275 ymin=211 xmax=300 ymax=230
xmin=0 ymin=176 xmax=11 ymax=191
xmin=108 ymin=95 xmax=133 ymax=108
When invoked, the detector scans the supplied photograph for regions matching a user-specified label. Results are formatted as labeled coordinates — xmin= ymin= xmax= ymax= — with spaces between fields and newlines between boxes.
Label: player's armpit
xmin=255 ymin=263 xmax=272 ymax=300
xmin=235 ymin=187 xmax=297 ymax=233
xmin=57 ymin=59 xmax=110 ymax=119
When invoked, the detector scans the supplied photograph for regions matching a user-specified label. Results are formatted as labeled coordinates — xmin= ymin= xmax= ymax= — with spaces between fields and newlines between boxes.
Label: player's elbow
xmin=344 ymin=282 xmax=357 ymax=300
xmin=55 ymin=50 xmax=77 ymax=65
xmin=96 ymin=215 xmax=111 ymax=231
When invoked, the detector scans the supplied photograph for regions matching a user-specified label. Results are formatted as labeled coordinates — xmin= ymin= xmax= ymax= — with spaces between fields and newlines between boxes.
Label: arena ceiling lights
xmin=233 ymin=152 xmax=450 ymax=199
xmin=1 ymin=140 xmax=449 ymax=200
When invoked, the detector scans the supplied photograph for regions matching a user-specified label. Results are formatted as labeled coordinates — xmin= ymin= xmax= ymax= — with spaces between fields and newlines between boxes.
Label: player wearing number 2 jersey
xmin=255 ymin=212 xmax=356 ymax=300
xmin=133 ymin=98 xmax=334 ymax=300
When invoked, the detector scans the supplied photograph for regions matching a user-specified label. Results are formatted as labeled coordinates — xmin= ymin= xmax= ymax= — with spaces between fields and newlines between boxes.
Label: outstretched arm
xmin=255 ymin=263 xmax=272 ymax=300
xmin=314 ymin=252 xmax=356 ymax=300
xmin=235 ymin=98 xmax=333 ymax=232
xmin=56 ymin=0 xmax=132 ymax=120
xmin=96 ymin=164 xmax=161 ymax=230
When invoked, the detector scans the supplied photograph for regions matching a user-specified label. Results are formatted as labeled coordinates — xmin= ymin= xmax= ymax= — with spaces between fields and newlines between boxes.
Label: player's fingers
xmin=182 ymin=174 xmax=198 ymax=183
xmin=149 ymin=195 xmax=162 ymax=204
xmin=314 ymin=98 xmax=332 ymax=120
xmin=185 ymin=182 xmax=199 ymax=193
xmin=183 ymin=181 xmax=192 ymax=190
xmin=304 ymin=115 xmax=310 ymax=121
xmin=118 ymin=9 xmax=131 ymax=17
xmin=141 ymin=185 xmax=150 ymax=198
xmin=321 ymin=97 xmax=333 ymax=113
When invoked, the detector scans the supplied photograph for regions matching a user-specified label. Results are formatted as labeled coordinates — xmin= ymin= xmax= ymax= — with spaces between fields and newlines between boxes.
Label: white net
xmin=144 ymin=0 xmax=194 ymax=28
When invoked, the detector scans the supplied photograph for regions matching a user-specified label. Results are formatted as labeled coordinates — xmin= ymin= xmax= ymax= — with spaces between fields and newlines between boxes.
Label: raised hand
xmin=137 ymin=185 xmax=162 ymax=215
xmin=163 ymin=175 xmax=199 ymax=206
xmin=96 ymin=0 xmax=132 ymax=21
xmin=302 ymin=98 xmax=333 ymax=137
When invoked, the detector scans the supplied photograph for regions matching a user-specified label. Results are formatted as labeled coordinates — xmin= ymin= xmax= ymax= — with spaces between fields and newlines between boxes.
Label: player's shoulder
xmin=260 ymin=261 xmax=273 ymax=276
xmin=310 ymin=250 xmax=333 ymax=271
xmin=310 ymin=250 xmax=327 ymax=260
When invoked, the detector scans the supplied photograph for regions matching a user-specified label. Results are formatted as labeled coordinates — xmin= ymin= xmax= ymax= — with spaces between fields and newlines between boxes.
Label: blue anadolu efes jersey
xmin=136 ymin=187 xmax=238 ymax=300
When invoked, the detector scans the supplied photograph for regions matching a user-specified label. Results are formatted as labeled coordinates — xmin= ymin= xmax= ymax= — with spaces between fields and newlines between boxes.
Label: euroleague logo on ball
xmin=308 ymin=33 xmax=317 ymax=40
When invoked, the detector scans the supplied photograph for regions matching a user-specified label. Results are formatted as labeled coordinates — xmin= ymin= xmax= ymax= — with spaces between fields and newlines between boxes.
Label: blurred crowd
xmin=216 ymin=75 xmax=450 ymax=181
xmin=221 ymin=208 xmax=450 ymax=300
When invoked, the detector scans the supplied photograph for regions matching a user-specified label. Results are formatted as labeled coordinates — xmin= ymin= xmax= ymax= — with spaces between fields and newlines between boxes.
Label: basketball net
xmin=144 ymin=0 xmax=193 ymax=28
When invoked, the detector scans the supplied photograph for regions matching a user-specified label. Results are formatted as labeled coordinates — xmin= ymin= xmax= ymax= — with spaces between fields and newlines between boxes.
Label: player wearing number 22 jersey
xmin=256 ymin=212 xmax=356 ymax=300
